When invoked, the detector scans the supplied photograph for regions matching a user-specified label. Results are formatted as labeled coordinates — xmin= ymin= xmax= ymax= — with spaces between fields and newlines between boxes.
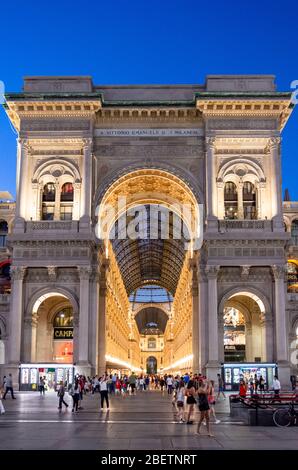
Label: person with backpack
xmin=69 ymin=379 xmax=81 ymax=412
xmin=176 ymin=380 xmax=186 ymax=423
xmin=57 ymin=381 xmax=69 ymax=411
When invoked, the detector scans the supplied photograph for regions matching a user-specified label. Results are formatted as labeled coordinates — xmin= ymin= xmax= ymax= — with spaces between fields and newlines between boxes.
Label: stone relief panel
xmin=21 ymin=119 xmax=91 ymax=132
xmin=207 ymin=118 xmax=278 ymax=131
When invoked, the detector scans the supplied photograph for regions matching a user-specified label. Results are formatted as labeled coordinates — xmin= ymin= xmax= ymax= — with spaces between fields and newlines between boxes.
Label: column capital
xmin=82 ymin=137 xmax=93 ymax=150
xmin=206 ymin=265 xmax=220 ymax=280
xmin=272 ymin=264 xmax=285 ymax=281
xmin=206 ymin=136 xmax=216 ymax=149
xmin=10 ymin=266 xmax=26 ymax=281
xmin=24 ymin=315 xmax=38 ymax=328
xmin=18 ymin=137 xmax=30 ymax=150
xmin=78 ymin=266 xmax=92 ymax=280
xmin=267 ymin=137 xmax=281 ymax=150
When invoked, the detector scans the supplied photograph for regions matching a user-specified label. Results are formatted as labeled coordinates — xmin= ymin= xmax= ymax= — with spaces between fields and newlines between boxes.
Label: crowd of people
xmin=51 ymin=371 xmax=226 ymax=437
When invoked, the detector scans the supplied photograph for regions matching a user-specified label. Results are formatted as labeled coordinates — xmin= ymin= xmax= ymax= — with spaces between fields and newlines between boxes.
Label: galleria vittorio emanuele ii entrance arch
xmin=1 ymin=74 xmax=297 ymax=391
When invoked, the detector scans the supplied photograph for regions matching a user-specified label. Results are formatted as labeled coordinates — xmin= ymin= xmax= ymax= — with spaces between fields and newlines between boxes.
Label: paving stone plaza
xmin=1 ymin=390 xmax=298 ymax=450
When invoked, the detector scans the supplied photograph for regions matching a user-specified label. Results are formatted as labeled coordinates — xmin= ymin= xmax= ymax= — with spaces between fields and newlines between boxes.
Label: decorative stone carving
xmin=206 ymin=265 xmax=220 ymax=279
xmin=241 ymin=265 xmax=251 ymax=280
xmin=47 ymin=266 xmax=57 ymax=282
xmin=10 ymin=266 xmax=26 ymax=281
xmin=272 ymin=265 xmax=285 ymax=280
xmin=78 ymin=266 xmax=92 ymax=280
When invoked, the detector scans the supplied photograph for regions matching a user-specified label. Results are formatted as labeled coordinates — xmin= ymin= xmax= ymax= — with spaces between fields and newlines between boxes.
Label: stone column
xmin=80 ymin=138 xmax=92 ymax=227
xmin=30 ymin=182 xmax=39 ymax=221
xmin=15 ymin=139 xmax=30 ymax=228
xmin=89 ymin=267 xmax=99 ymax=376
xmin=23 ymin=315 xmax=38 ymax=362
xmin=206 ymin=265 xmax=221 ymax=380
xmin=272 ymin=265 xmax=290 ymax=387
xmin=190 ymin=260 xmax=199 ymax=374
xmin=54 ymin=182 xmax=61 ymax=221
xmin=245 ymin=323 xmax=253 ymax=362
xmin=198 ymin=265 xmax=208 ymax=374
xmin=73 ymin=182 xmax=81 ymax=220
xmin=260 ymin=314 xmax=274 ymax=363
xmin=217 ymin=182 xmax=225 ymax=219
xmin=237 ymin=181 xmax=244 ymax=219
xmin=268 ymin=138 xmax=283 ymax=228
xmin=206 ymin=137 xmax=217 ymax=229
xmin=77 ymin=266 xmax=91 ymax=375
xmin=97 ymin=262 xmax=108 ymax=376
xmin=7 ymin=267 xmax=26 ymax=386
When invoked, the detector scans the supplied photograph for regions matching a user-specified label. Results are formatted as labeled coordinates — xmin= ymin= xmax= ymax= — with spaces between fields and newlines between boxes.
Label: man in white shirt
xmin=272 ymin=375 xmax=281 ymax=397
xmin=99 ymin=376 xmax=109 ymax=410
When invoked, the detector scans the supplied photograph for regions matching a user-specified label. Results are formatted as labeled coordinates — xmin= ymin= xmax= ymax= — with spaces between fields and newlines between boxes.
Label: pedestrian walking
xmin=207 ymin=380 xmax=220 ymax=424
xmin=2 ymin=374 xmax=16 ymax=400
xmin=185 ymin=380 xmax=196 ymax=424
xmin=39 ymin=376 xmax=46 ymax=396
xmin=196 ymin=381 xmax=214 ymax=437
xmin=0 ymin=386 xmax=5 ymax=414
xmin=216 ymin=373 xmax=225 ymax=400
xmin=99 ymin=375 xmax=110 ymax=410
xmin=57 ymin=381 xmax=69 ymax=411
xmin=176 ymin=380 xmax=186 ymax=423
xmin=272 ymin=375 xmax=281 ymax=398
xmin=69 ymin=379 xmax=81 ymax=412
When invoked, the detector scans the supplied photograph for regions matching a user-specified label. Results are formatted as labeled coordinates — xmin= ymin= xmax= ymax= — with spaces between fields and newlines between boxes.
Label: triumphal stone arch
xmin=1 ymin=74 xmax=297 ymax=390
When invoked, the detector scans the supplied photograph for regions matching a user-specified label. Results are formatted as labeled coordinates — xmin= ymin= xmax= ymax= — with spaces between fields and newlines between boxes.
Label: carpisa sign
xmin=53 ymin=328 xmax=73 ymax=340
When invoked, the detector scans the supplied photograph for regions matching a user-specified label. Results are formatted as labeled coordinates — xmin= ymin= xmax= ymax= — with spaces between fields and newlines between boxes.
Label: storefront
xmin=222 ymin=363 xmax=277 ymax=391
xmin=19 ymin=363 xmax=74 ymax=391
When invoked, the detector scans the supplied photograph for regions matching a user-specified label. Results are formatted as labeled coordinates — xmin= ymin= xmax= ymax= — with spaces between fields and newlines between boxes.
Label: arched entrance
xmin=146 ymin=356 xmax=157 ymax=375
xmin=219 ymin=289 xmax=274 ymax=390
xmin=20 ymin=290 xmax=78 ymax=391
xmin=97 ymin=169 xmax=200 ymax=375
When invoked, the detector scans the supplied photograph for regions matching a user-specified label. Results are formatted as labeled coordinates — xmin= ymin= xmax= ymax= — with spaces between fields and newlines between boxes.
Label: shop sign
xmin=288 ymin=272 xmax=298 ymax=284
xmin=53 ymin=327 xmax=73 ymax=340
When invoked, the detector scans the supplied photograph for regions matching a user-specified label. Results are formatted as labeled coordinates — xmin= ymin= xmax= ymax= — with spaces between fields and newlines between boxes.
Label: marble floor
xmin=0 ymin=390 xmax=298 ymax=450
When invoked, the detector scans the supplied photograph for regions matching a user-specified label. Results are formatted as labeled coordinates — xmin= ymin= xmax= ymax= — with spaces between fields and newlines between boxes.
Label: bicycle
xmin=273 ymin=402 xmax=298 ymax=427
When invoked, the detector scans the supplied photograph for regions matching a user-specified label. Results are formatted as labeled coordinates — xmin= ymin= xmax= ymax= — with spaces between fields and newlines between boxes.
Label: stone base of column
xmin=4 ymin=364 xmax=21 ymax=390
xmin=272 ymin=215 xmax=286 ymax=232
xmin=206 ymin=216 xmax=218 ymax=233
xmin=277 ymin=361 xmax=291 ymax=390
xmin=205 ymin=361 xmax=221 ymax=382
xmin=75 ymin=363 xmax=91 ymax=378
xmin=13 ymin=217 xmax=25 ymax=233
xmin=98 ymin=364 xmax=107 ymax=377
xmin=79 ymin=215 xmax=91 ymax=232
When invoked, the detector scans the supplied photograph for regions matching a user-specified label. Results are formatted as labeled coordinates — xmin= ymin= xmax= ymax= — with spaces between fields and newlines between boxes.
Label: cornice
xmin=196 ymin=98 xmax=293 ymax=130
xmin=4 ymin=99 xmax=101 ymax=131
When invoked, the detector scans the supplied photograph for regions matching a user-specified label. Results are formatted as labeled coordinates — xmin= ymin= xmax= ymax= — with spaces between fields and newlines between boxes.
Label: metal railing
xmin=218 ymin=219 xmax=272 ymax=231
xmin=25 ymin=220 xmax=79 ymax=232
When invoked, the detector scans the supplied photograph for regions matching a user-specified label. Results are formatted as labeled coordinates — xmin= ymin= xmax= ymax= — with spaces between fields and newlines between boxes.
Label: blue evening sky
xmin=0 ymin=0 xmax=297 ymax=199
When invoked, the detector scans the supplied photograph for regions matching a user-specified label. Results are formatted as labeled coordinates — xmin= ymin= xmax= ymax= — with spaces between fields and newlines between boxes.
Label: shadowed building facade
xmin=0 ymin=74 xmax=298 ymax=389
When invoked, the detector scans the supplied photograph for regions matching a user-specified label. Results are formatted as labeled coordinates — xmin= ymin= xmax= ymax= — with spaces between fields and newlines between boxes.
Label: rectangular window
xmin=60 ymin=205 xmax=73 ymax=220
xmin=42 ymin=205 xmax=54 ymax=220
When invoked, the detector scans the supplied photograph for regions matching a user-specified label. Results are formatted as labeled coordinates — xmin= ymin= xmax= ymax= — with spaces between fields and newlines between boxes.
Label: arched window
xmin=287 ymin=262 xmax=298 ymax=293
xmin=60 ymin=183 xmax=74 ymax=202
xmin=60 ymin=183 xmax=73 ymax=220
xmin=291 ymin=220 xmax=298 ymax=245
xmin=42 ymin=183 xmax=55 ymax=220
xmin=224 ymin=182 xmax=238 ymax=219
xmin=243 ymin=182 xmax=257 ymax=220
xmin=0 ymin=220 xmax=8 ymax=247
xmin=224 ymin=307 xmax=246 ymax=362
xmin=42 ymin=183 xmax=55 ymax=202
xmin=148 ymin=337 xmax=156 ymax=349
